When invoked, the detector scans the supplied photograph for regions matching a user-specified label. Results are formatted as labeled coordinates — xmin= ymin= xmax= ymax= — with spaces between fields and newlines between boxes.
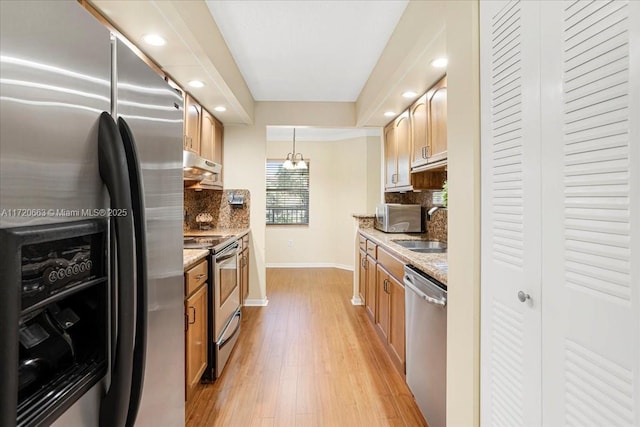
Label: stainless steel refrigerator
xmin=0 ymin=1 xmax=185 ymax=426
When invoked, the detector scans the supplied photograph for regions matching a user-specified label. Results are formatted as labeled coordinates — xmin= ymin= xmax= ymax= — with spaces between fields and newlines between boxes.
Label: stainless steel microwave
xmin=375 ymin=204 xmax=422 ymax=233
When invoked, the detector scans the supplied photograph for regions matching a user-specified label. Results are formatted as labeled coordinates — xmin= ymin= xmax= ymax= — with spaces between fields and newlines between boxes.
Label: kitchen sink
xmin=392 ymin=240 xmax=447 ymax=253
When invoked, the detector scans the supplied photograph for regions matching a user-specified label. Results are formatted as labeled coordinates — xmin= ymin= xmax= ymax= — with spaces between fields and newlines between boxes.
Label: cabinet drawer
xmin=358 ymin=234 xmax=367 ymax=251
xmin=377 ymin=247 xmax=404 ymax=282
xmin=366 ymin=240 xmax=377 ymax=258
xmin=185 ymin=260 xmax=208 ymax=296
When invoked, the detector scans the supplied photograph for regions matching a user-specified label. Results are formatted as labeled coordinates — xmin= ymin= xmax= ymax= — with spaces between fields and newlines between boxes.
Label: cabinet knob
xmin=517 ymin=291 xmax=531 ymax=303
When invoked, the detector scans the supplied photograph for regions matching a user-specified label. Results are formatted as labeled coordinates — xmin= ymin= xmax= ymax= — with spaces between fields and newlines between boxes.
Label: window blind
xmin=266 ymin=160 xmax=309 ymax=225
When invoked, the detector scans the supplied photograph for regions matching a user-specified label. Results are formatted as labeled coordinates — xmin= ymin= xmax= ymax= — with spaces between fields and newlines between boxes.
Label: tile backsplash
xmin=184 ymin=189 xmax=250 ymax=231
xmin=385 ymin=191 xmax=447 ymax=242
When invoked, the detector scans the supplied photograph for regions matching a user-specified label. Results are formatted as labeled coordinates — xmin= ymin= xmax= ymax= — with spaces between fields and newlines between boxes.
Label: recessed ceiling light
xmin=188 ymin=80 xmax=205 ymax=88
xmin=384 ymin=111 xmax=396 ymax=117
xmin=402 ymin=91 xmax=418 ymax=98
xmin=214 ymin=106 xmax=227 ymax=112
xmin=431 ymin=57 xmax=448 ymax=68
xmin=142 ymin=34 xmax=166 ymax=47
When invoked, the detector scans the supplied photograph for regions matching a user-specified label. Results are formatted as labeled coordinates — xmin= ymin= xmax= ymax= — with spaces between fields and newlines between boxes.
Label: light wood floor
xmin=186 ymin=268 xmax=428 ymax=427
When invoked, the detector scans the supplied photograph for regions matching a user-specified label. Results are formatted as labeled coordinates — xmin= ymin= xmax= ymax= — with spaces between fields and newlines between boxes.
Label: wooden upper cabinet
xmin=395 ymin=112 xmax=411 ymax=188
xmin=200 ymin=109 xmax=215 ymax=161
xmin=384 ymin=122 xmax=396 ymax=190
xmin=184 ymin=94 xmax=201 ymax=154
xmin=410 ymin=94 xmax=429 ymax=169
xmin=384 ymin=111 xmax=412 ymax=192
xmin=200 ymin=109 xmax=224 ymax=165
xmin=427 ymin=76 xmax=447 ymax=164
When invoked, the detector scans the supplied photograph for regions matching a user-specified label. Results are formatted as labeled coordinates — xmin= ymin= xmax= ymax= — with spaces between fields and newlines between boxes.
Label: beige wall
xmin=265 ymin=136 xmax=381 ymax=269
xmin=222 ymin=125 xmax=268 ymax=304
xmin=223 ymin=102 xmax=373 ymax=303
xmin=445 ymin=1 xmax=481 ymax=426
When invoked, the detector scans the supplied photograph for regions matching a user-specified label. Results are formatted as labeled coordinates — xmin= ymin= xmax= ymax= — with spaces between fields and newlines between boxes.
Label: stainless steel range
xmin=183 ymin=235 xmax=241 ymax=380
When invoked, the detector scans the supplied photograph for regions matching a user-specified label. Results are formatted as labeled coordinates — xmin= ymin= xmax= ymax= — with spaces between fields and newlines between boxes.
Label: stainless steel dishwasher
xmin=404 ymin=265 xmax=447 ymax=427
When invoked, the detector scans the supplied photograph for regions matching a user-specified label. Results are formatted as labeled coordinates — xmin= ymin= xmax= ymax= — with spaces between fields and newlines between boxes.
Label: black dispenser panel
xmin=0 ymin=219 xmax=109 ymax=427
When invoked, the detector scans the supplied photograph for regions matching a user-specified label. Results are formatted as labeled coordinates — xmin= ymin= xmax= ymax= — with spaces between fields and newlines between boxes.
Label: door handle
xmin=188 ymin=306 xmax=196 ymax=324
xmin=517 ymin=291 xmax=531 ymax=303
xmin=195 ymin=273 xmax=206 ymax=280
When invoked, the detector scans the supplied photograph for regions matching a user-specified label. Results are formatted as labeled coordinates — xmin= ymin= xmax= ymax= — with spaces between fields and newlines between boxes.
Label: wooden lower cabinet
xmin=357 ymin=233 xmax=406 ymax=373
xmin=375 ymin=264 xmax=390 ymax=341
xmin=185 ymin=283 xmax=207 ymax=401
xmin=358 ymin=249 xmax=366 ymax=302
xmin=388 ymin=273 xmax=405 ymax=370
xmin=240 ymin=247 xmax=249 ymax=304
xmin=365 ymin=254 xmax=377 ymax=321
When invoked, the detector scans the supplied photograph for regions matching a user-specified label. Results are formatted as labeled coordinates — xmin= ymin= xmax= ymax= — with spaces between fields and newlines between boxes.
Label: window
xmin=266 ymin=160 xmax=309 ymax=225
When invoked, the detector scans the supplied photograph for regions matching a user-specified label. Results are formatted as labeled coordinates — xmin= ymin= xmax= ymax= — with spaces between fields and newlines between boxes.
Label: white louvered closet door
xmin=540 ymin=1 xmax=640 ymax=426
xmin=480 ymin=1 xmax=542 ymax=426
xmin=482 ymin=0 xmax=640 ymax=426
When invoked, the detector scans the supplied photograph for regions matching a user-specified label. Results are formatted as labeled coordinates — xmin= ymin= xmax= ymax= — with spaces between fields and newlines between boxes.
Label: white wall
xmin=265 ymin=136 xmax=380 ymax=269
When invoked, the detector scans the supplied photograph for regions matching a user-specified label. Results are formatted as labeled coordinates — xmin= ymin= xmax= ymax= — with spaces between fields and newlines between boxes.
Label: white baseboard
xmin=351 ymin=296 xmax=364 ymax=305
xmin=266 ymin=262 xmax=354 ymax=271
xmin=243 ymin=298 xmax=269 ymax=307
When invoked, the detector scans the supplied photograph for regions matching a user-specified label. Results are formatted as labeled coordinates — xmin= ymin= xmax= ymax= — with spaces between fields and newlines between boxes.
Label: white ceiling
xmin=89 ymin=0 xmax=444 ymax=127
xmin=266 ymin=126 xmax=381 ymax=142
xmin=206 ymin=0 xmax=408 ymax=102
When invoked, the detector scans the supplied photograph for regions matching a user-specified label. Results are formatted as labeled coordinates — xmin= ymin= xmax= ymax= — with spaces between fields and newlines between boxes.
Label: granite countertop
xmin=352 ymin=213 xmax=375 ymax=218
xmin=183 ymin=228 xmax=250 ymax=271
xmin=183 ymin=228 xmax=250 ymax=238
xmin=359 ymin=228 xmax=448 ymax=285
xmin=183 ymin=249 xmax=209 ymax=271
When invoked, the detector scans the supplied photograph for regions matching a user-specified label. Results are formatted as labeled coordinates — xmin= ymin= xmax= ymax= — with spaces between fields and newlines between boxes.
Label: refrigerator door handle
xmin=98 ymin=112 xmax=135 ymax=427
xmin=117 ymin=117 xmax=148 ymax=427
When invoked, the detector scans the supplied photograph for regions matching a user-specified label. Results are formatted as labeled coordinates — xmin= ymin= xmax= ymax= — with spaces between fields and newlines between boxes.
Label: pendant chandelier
xmin=282 ymin=128 xmax=307 ymax=170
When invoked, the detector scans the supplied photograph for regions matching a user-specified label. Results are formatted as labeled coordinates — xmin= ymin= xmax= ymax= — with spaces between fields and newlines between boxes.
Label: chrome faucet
xmin=427 ymin=206 xmax=440 ymax=221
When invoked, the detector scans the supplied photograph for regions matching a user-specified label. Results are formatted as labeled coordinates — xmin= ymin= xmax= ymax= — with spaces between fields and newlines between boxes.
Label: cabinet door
xmin=185 ymin=285 xmax=207 ymax=400
xmin=200 ymin=109 xmax=215 ymax=161
xmin=388 ymin=273 xmax=405 ymax=370
xmin=395 ymin=112 xmax=411 ymax=188
xmin=410 ymin=94 xmax=429 ymax=169
xmin=375 ymin=265 xmax=390 ymax=341
xmin=365 ymin=255 xmax=377 ymax=320
xmin=240 ymin=248 xmax=249 ymax=304
xmin=384 ymin=122 xmax=396 ymax=189
xmin=480 ymin=0 xmax=542 ymax=425
xmin=427 ymin=76 xmax=447 ymax=163
xmin=184 ymin=94 xmax=201 ymax=154
xmin=358 ymin=249 xmax=367 ymax=303
xmin=213 ymin=121 xmax=223 ymax=187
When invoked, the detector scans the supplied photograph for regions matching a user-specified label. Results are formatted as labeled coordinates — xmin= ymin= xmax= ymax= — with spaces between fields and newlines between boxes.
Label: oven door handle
xmin=217 ymin=310 xmax=241 ymax=349
xmin=215 ymin=244 xmax=239 ymax=262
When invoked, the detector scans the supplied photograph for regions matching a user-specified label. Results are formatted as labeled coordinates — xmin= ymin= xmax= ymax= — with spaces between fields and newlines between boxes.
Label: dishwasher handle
xmin=404 ymin=274 xmax=447 ymax=307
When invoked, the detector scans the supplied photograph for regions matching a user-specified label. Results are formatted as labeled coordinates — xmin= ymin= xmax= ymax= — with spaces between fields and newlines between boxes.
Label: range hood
xmin=183 ymin=151 xmax=222 ymax=190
